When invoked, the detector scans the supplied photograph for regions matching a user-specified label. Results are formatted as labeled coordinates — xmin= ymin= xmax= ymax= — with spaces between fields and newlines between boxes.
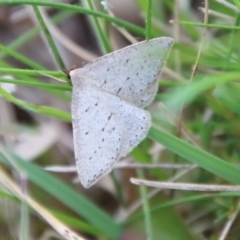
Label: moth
xmin=70 ymin=37 xmax=173 ymax=188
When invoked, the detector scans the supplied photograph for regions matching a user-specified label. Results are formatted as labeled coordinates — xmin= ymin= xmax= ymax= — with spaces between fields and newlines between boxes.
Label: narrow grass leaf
xmin=148 ymin=127 xmax=240 ymax=184
xmin=0 ymin=149 xmax=122 ymax=239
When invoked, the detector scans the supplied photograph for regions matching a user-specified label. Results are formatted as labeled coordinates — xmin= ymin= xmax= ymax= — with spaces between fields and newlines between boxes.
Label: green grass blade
xmin=0 ymin=86 xmax=71 ymax=121
xmin=0 ymin=68 xmax=66 ymax=78
xmin=137 ymin=169 xmax=153 ymax=240
xmin=0 ymin=11 xmax=75 ymax=61
xmin=164 ymin=72 xmax=240 ymax=113
xmin=0 ymin=77 xmax=71 ymax=91
xmin=213 ymin=82 xmax=240 ymax=116
xmin=148 ymin=127 xmax=240 ymax=184
xmin=126 ymin=191 xmax=240 ymax=225
xmin=86 ymin=0 xmax=111 ymax=54
xmin=0 ymin=148 xmax=122 ymax=239
xmin=32 ymin=6 xmax=65 ymax=69
xmin=0 ymin=44 xmax=45 ymax=70
xmin=0 ymin=0 xmax=145 ymax=36
xmin=145 ymin=0 xmax=153 ymax=40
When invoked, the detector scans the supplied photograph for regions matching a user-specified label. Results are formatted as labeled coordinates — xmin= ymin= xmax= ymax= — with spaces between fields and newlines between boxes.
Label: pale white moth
xmin=70 ymin=37 xmax=173 ymax=188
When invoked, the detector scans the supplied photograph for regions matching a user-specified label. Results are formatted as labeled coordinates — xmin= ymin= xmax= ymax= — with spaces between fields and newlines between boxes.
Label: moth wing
xmin=72 ymin=84 xmax=151 ymax=188
xmin=72 ymin=86 xmax=123 ymax=188
xmin=114 ymin=98 xmax=151 ymax=158
xmin=70 ymin=37 xmax=173 ymax=107
xmin=133 ymin=80 xmax=159 ymax=107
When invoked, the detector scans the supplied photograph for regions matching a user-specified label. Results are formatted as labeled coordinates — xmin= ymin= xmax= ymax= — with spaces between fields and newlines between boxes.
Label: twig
xmin=130 ymin=179 xmax=240 ymax=192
